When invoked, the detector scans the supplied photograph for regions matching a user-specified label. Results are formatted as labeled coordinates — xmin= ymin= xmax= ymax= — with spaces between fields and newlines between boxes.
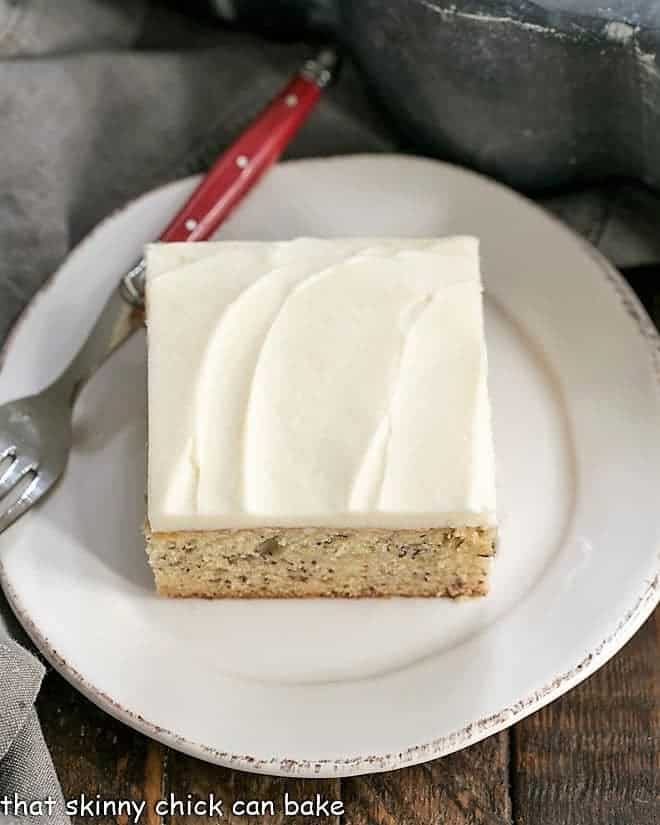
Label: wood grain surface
xmin=512 ymin=610 xmax=659 ymax=825
xmin=36 ymin=609 xmax=658 ymax=825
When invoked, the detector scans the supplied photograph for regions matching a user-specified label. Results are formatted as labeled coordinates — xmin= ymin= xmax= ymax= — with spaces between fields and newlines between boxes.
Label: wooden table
xmin=37 ymin=608 xmax=657 ymax=825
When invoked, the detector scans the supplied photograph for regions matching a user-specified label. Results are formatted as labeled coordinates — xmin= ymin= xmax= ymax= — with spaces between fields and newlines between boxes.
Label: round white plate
xmin=1 ymin=155 xmax=658 ymax=776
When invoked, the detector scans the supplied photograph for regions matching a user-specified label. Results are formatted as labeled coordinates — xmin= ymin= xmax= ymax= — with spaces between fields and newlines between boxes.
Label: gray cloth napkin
xmin=0 ymin=638 xmax=67 ymax=825
xmin=1 ymin=0 xmax=660 ymax=819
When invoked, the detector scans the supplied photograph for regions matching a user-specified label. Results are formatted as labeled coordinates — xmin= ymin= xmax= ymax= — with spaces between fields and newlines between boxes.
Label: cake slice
xmin=144 ymin=237 xmax=496 ymax=598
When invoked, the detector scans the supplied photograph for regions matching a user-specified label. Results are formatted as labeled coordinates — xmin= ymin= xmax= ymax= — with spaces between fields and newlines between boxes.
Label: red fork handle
xmin=119 ymin=49 xmax=338 ymax=305
xmin=159 ymin=53 xmax=336 ymax=242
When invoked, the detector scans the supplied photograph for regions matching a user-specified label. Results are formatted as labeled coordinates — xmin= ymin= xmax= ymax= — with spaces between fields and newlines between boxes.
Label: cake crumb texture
xmin=145 ymin=525 xmax=496 ymax=599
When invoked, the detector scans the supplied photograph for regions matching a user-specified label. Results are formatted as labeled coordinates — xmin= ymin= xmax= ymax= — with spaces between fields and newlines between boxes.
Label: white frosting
xmin=146 ymin=237 xmax=496 ymax=530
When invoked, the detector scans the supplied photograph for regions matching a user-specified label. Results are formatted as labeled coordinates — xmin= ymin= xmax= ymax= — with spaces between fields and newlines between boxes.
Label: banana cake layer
xmin=145 ymin=237 xmax=497 ymax=598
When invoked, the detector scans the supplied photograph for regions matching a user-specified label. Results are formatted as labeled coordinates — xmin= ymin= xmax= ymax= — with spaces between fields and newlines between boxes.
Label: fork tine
xmin=0 ymin=474 xmax=41 ymax=534
xmin=0 ymin=457 xmax=37 ymax=499
xmin=1 ymin=445 xmax=15 ymax=460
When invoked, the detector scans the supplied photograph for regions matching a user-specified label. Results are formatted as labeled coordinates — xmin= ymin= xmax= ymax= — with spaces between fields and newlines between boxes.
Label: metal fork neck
xmin=120 ymin=258 xmax=146 ymax=307
xmin=50 ymin=286 xmax=143 ymax=405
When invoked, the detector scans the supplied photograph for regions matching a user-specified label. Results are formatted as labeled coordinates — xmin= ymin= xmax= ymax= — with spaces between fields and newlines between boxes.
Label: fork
xmin=0 ymin=48 xmax=338 ymax=534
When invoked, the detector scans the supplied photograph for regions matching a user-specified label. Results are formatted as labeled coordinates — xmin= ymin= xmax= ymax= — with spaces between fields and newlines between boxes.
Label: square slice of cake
xmin=145 ymin=237 xmax=497 ymax=598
